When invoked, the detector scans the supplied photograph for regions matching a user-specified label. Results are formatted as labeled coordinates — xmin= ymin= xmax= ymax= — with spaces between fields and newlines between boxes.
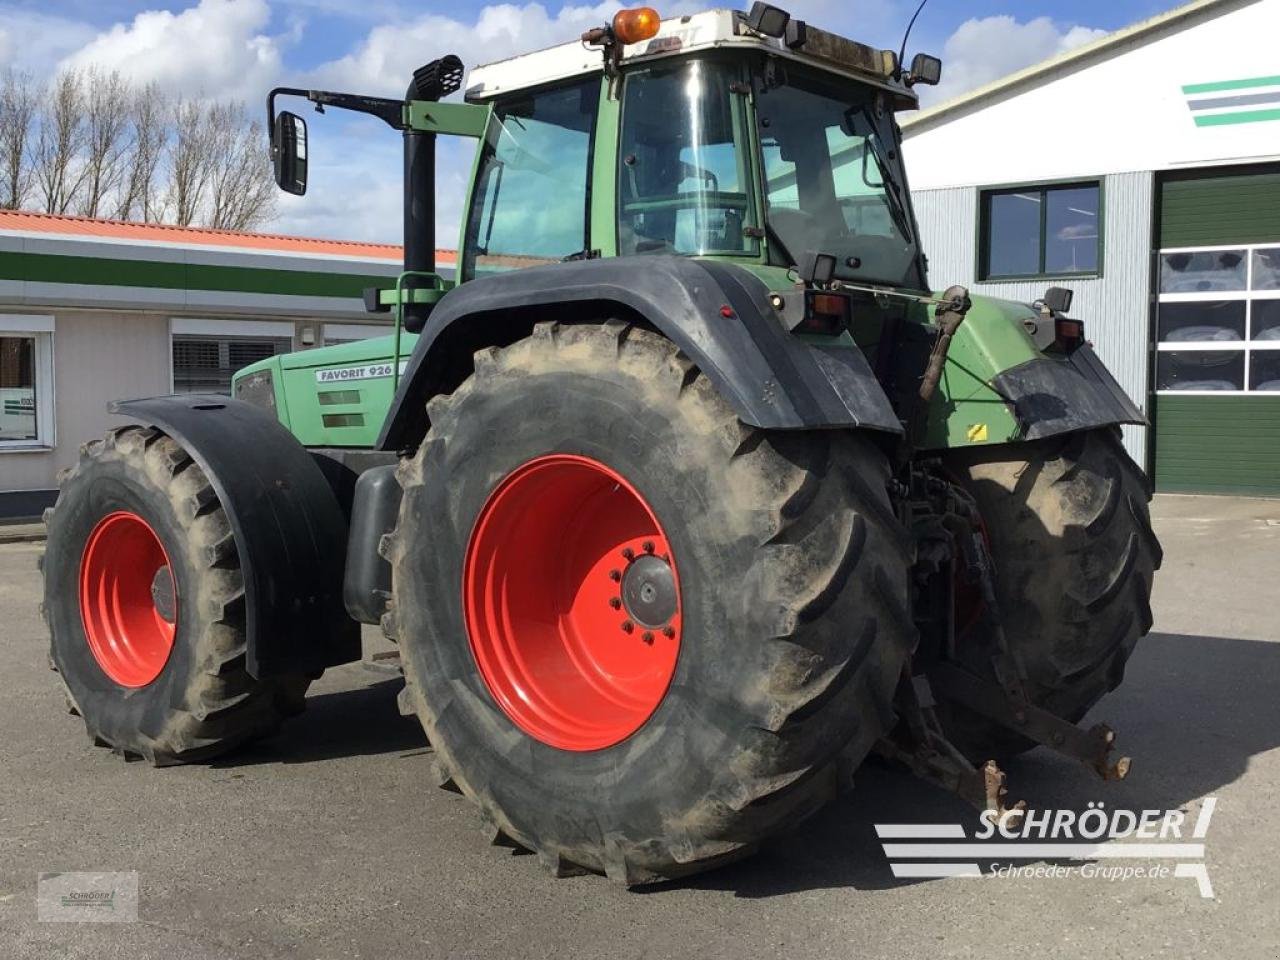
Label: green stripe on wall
xmin=1182 ymin=75 xmax=1280 ymax=94
xmin=1194 ymin=108 xmax=1280 ymax=127
xmin=1154 ymin=395 xmax=1280 ymax=496
xmin=0 ymin=251 xmax=390 ymax=299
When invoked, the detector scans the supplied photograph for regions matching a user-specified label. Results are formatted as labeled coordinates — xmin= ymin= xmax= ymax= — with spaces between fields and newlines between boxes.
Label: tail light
xmin=796 ymin=291 xmax=850 ymax=335
xmin=1052 ymin=317 xmax=1085 ymax=353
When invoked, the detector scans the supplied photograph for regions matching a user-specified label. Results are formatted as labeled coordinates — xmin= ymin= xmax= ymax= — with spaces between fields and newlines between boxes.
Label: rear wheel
xmin=387 ymin=321 xmax=914 ymax=884
xmin=940 ymin=429 xmax=1162 ymax=761
xmin=41 ymin=425 xmax=310 ymax=764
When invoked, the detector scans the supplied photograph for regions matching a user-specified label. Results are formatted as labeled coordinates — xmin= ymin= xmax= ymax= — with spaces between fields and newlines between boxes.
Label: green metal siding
xmin=0 ymin=251 xmax=390 ymax=299
xmin=1153 ymin=396 xmax=1280 ymax=496
xmin=1158 ymin=166 xmax=1280 ymax=247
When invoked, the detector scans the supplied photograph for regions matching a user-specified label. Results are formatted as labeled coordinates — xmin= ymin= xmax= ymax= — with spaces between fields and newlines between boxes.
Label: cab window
xmin=463 ymin=79 xmax=600 ymax=279
xmin=617 ymin=59 xmax=759 ymax=257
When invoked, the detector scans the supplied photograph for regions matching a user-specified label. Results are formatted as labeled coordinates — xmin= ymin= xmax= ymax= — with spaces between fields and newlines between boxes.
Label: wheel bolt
xmin=663 ymin=625 xmax=676 ymax=638
xmin=609 ymin=569 xmax=621 ymax=582
xmin=609 ymin=597 xmax=622 ymax=609
xmin=643 ymin=541 xmax=655 ymax=554
xmin=622 ymin=547 xmax=635 ymax=561
xmin=621 ymin=621 xmax=634 ymax=633
xmin=642 ymin=631 xmax=654 ymax=644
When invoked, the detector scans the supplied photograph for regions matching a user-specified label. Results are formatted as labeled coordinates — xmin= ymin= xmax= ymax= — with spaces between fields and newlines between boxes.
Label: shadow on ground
xmin=208 ymin=631 xmax=1280 ymax=896
xmin=214 ymin=675 xmax=427 ymax=767
xmin=666 ymin=630 xmax=1280 ymax=897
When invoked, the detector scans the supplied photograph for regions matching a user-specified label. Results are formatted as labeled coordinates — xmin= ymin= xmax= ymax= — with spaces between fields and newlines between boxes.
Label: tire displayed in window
xmin=40 ymin=425 xmax=310 ymax=765
xmin=385 ymin=321 xmax=914 ymax=884
xmin=940 ymin=428 xmax=1163 ymax=761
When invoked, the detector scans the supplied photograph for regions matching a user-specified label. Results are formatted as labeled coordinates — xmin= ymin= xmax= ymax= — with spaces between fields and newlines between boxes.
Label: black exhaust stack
xmin=402 ymin=55 xmax=464 ymax=333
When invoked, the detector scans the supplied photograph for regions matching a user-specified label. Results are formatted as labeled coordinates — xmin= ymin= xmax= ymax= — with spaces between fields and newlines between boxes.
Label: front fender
xmin=377 ymin=256 xmax=902 ymax=452
xmin=109 ymin=395 xmax=360 ymax=677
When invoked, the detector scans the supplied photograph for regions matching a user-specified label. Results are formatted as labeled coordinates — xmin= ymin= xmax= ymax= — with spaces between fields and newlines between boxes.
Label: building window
xmin=170 ymin=318 xmax=294 ymax=395
xmin=0 ymin=315 xmax=55 ymax=449
xmin=979 ymin=181 xmax=1101 ymax=280
xmin=1155 ymin=245 xmax=1280 ymax=394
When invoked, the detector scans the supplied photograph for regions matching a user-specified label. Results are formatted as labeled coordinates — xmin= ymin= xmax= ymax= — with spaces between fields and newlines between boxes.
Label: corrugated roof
xmin=0 ymin=209 xmax=456 ymax=264
xmin=901 ymin=0 xmax=1237 ymax=133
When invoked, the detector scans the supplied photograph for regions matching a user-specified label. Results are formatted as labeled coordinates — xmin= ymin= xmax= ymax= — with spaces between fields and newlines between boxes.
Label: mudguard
xmin=377 ymin=255 xmax=902 ymax=452
xmin=109 ymin=395 xmax=360 ymax=678
xmin=993 ymin=345 xmax=1147 ymax=440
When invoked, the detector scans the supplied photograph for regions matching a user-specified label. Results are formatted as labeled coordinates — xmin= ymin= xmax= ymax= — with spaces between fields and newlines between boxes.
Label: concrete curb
xmin=0 ymin=527 xmax=46 ymax=545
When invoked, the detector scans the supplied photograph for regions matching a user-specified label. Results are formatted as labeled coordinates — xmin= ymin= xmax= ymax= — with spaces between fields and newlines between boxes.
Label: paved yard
xmin=2 ymin=494 xmax=1278 ymax=959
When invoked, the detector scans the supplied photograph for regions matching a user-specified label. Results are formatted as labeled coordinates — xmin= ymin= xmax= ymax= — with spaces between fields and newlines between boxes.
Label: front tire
xmin=41 ymin=425 xmax=310 ymax=765
xmin=388 ymin=321 xmax=914 ymax=884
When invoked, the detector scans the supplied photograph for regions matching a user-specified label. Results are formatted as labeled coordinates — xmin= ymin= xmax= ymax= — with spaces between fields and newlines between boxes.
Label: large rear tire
xmin=387 ymin=321 xmax=914 ymax=884
xmin=41 ymin=425 xmax=310 ymax=765
xmin=940 ymin=429 xmax=1162 ymax=761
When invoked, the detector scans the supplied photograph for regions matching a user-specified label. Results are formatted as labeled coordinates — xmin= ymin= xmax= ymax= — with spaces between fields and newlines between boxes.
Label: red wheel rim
xmin=463 ymin=454 xmax=682 ymax=751
xmin=79 ymin=511 xmax=178 ymax=688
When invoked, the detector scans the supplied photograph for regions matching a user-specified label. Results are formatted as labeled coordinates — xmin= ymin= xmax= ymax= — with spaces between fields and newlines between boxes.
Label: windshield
xmin=755 ymin=65 xmax=922 ymax=287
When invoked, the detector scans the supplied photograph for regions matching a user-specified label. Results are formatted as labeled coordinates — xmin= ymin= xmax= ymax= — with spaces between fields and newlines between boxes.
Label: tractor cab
xmin=459 ymin=5 xmax=935 ymax=291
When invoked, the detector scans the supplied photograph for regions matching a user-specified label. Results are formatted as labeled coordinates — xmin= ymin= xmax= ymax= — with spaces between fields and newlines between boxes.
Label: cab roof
xmin=465 ymin=8 xmax=917 ymax=108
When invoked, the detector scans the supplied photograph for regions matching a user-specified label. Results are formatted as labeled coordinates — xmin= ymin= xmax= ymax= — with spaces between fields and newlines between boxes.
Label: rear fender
xmin=109 ymin=395 xmax=360 ymax=678
xmin=377 ymin=256 xmax=903 ymax=452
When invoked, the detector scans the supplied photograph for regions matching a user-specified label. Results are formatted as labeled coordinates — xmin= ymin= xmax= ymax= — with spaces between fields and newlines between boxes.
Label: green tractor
xmin=41 ymin=4 xmax=1160 ymax=884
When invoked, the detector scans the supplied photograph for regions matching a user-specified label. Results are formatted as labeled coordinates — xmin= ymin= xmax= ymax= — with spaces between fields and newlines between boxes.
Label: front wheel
xmin=41 ymin=425 xmax=310 ymax=764
xmin=939 ymin=429 xmax=1162 ymax=761
xmin=387 ymin=321 xmax=914 ymax=884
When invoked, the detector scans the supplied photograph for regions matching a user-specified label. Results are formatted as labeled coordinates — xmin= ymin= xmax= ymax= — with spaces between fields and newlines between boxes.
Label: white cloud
xmin=0 ymin=7 xmax=98 ymax=75
xmin=928 ymin=15 xmax=1107 ymax=104
xmin=58 ymin=0 xmax=286 ymax=102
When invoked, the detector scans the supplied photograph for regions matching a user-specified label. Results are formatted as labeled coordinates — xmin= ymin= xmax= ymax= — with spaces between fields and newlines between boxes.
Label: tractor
xmin=41 ymin=4 xmax=1161 ymax=884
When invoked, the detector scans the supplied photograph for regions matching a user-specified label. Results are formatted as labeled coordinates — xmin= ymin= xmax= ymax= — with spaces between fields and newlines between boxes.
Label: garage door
xmin=1153 ymin=164 xmax=1280 ymax=495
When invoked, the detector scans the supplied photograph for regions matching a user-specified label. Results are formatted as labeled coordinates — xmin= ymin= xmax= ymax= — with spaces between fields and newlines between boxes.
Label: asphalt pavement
xmin=2 ymin=494 xmax=1278 ymax=959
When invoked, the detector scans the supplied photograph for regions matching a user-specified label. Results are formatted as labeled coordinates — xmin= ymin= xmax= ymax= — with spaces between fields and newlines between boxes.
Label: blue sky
xmin=0 ymin=0 xmax=1182 ymax=242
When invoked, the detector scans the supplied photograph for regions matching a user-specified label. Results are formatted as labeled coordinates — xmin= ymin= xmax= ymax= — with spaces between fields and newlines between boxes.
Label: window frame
xmin=1154 ymin=241 xmax=1280 ymax=396
xmin=460 ymin=76 xmax=602 ymax=281
xmin=0 ymin=313 xmax=56 ymax=452
xmin=977 ymin=178 xmax=1105 ymax=281
xmin=614 ymin=54 xmax=763 ymax=260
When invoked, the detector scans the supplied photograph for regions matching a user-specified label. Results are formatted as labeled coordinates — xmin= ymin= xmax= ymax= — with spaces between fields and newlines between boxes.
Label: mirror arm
xmin=267 ymin=86 xmax=407 ymax=132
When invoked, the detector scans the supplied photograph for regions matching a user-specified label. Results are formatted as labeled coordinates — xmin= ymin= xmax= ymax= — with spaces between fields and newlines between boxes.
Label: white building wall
xmin=913 ymin=171 xmax=1154 ymax=467
xmin=903 ymin=0 xmax=1279 ymax=190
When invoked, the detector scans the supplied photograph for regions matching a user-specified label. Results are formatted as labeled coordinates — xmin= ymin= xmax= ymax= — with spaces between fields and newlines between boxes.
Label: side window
xmin=463 ymin=80 xmax=600 ymax=279
xmin=617 ymin=59 xmax=758 ymax=257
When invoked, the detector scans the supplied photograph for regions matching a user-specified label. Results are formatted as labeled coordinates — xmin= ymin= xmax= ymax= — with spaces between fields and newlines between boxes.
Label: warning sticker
xmin=966 ymin=423 xmax=989 ymax=443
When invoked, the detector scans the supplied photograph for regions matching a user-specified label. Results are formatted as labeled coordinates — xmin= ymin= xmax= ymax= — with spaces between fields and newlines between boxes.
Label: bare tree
xmin=206 ymin=103 xmax=277 ymax=231
xmin=165 ymin=97 xmax=216 ymax=226
xmin=0 ymin=70 xmax=37 ymax=210
xmin=113 ymin=83 xmax=167 ymax=223
xmin=32 ymin=70 xmax=89 ymax=214
xmin=78 ymin=69 xmax=131 ymax=219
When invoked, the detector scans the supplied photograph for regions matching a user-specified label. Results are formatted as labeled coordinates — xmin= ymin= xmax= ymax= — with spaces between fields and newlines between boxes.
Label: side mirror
xmin=908 ymin=53 xmax=942 ymax=87
xmin=272 ymin=110 xmax=308 ymax=196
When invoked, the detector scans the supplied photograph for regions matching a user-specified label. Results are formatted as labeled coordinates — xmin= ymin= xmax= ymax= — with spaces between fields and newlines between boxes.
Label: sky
xmin=0 ymin=0 xmax=1180 ymax=244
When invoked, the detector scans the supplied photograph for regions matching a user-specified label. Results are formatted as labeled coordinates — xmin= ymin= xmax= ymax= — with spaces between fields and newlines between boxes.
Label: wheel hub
xmin=621 ymin=553 xmax=677 ymax=628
